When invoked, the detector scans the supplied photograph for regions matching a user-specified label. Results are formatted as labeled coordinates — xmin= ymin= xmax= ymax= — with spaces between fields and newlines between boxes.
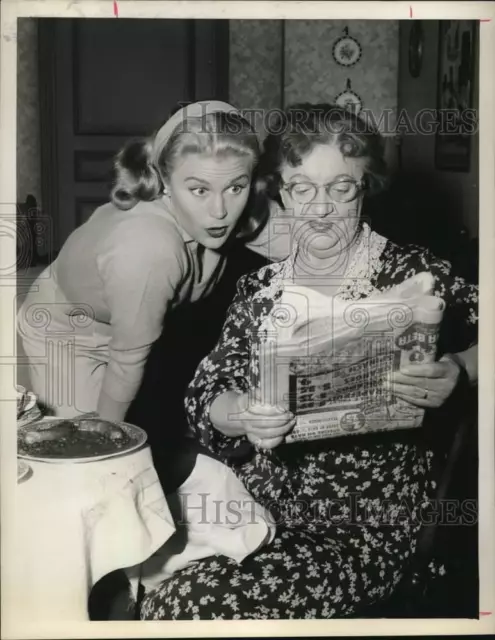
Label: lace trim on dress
xmin=256 ymin=223 xmax=388 ymax=332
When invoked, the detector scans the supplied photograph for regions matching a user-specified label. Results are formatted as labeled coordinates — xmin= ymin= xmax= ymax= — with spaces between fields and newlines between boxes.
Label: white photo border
xmin=1 ymin=1 xmax=494 ymax=638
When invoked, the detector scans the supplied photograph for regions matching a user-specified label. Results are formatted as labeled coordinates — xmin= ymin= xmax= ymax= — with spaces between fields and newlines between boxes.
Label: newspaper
xmin=256 ymin=272 xmax=445 ymax=442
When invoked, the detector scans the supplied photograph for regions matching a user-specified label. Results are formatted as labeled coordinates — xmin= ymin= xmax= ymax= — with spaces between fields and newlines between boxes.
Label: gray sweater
xmin=52 ymin=198 xmax=226 ymax=421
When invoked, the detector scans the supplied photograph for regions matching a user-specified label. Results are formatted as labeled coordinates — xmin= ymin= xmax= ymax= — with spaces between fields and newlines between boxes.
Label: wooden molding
xmin=38 ymin=19 xmax=60 ymax=251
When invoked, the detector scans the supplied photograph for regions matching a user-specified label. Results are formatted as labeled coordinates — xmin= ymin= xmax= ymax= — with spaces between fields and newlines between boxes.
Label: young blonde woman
xmin=18 ymin=101 xmax=270 ymax=424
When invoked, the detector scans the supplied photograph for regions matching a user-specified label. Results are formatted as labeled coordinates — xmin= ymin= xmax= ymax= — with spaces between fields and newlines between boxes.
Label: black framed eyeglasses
xmin=281 ymin=177 xmax=365 ymax=204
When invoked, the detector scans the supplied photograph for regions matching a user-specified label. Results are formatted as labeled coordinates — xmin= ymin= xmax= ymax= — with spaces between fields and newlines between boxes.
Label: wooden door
xmin=38 ymin=18 xmax=229 ymax=252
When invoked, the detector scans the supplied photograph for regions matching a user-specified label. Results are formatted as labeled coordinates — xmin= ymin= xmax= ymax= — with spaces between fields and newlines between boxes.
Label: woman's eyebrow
xmin=285 ymin=173 xmax=309 ymax=181
xmin=184 ymin=177 xmax=211 ymax=185
xmin=227 ymin=173 xmax=250 ymax=185
xmin=184 ymin=174 xmax=250 ymax=186
xmin=286 ymin=173 xmax=356 ymax=182
xmin=332 ymin=173 xmax=357 ymax=181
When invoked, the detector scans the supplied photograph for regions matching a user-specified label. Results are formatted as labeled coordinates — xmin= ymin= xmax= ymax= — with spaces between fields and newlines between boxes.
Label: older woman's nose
xmin=311 ymin=196 xmax=335 ymax=217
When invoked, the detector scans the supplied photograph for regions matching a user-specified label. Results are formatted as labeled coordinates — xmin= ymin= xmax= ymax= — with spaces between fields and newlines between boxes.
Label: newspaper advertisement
xmin=257 ymin=272 xmax=445 ymax=443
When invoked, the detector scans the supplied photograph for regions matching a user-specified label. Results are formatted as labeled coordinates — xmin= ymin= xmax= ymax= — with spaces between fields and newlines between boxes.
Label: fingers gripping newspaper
xmin=257 ymin=273 xmax=445 ymax=443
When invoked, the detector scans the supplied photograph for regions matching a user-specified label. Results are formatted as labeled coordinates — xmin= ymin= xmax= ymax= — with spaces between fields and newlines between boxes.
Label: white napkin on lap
xmin=136 ymin=454 xmax=276 ymax=593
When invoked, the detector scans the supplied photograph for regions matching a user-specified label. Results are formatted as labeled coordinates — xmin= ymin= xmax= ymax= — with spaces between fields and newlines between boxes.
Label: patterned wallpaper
xmin=17 ymin=18 xmax=42 ymax=207
xmin=17 ymin=19 xmax=399 ymax=209
xmin=284 ymin=20 xmax=399 ymax=132
xmin=229 ymin=20 xmax=283 ymax=136
xmin=228 ymin=20 xmax=399 ymax=136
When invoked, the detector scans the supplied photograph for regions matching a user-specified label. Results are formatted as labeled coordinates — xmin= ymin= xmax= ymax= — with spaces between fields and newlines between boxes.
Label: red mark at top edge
xmin=113 ymin=0 xmax=119 ymax=18
xmin=480 ymin=19 xmax=492 ymax=22
xmin=410 ymin=6 xmax=413 ymax=18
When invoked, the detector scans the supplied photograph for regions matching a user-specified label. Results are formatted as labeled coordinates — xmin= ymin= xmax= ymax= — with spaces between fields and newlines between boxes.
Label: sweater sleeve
xmin=96 ymin=220 xmax=186 ymax=420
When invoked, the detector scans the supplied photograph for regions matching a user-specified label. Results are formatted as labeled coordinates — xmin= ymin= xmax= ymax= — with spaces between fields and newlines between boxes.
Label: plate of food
xmin=17 ymin=459 xmax=32 ymax=482
xmin=17 ymin=417 xmax=147 ymax=463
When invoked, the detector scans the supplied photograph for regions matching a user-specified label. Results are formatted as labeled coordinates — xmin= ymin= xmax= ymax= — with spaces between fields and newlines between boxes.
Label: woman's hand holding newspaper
xmin=390 ymin=355 xmax=464 ymax=408
xmin=237 ymin=391 xmax=296 ymax=449
xmin=210 ymin=390 xmax=296 ymax=449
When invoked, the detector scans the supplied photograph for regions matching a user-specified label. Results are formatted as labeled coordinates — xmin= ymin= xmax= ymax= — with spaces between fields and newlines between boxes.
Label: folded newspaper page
xmin=256 ymin=272 xmax=445 ymax=442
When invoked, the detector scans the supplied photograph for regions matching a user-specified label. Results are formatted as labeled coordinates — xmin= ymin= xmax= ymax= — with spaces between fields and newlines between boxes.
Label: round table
xmin=9 ymin=443 xmax=175 ymax=623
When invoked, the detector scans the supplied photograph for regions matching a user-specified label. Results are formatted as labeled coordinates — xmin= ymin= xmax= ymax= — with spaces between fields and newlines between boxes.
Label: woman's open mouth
xmin=206 ymin=226 xmax=229 ymax=239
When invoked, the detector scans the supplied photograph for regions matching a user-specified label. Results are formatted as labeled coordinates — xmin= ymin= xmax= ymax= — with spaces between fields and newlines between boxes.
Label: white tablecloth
xmin=9 ymin=445 xmax=175 ymax=623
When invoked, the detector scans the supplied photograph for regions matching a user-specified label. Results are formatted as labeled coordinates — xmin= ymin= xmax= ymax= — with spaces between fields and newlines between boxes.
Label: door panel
xmin=74 ymin=20 xmax=194 ymax=136
xmin=38 ymin=18 xmax=229 ymax=251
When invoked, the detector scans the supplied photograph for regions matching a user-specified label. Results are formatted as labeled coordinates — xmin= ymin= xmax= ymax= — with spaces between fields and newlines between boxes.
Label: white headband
xmin=151 ymin=100 xmax=240 ymax=167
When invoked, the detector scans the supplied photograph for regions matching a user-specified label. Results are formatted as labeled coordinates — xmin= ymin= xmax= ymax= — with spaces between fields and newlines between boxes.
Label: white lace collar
xmin=254 ymin=222 xmax=388 ymax=307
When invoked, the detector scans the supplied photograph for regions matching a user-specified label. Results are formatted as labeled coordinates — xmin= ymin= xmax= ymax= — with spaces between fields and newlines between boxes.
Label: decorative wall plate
xmin=332 ymin=27 xmax=362 ymax=67
xmin=335 ymin=79 xmax=363 ymax=114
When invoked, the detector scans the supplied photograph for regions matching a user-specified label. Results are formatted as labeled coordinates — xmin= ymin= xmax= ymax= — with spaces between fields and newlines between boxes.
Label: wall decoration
xmin=408 ymin=21 xmax=424 ymax=78
xmin=335 ymin=78 xmax=363 ymax=114
xmin=284 ymin=21 xmax=398 ymax=130
xmin=332 ymin=26 xmax=362 ymax=67
xmin=435 ymin=21 xmax=477 ymax=172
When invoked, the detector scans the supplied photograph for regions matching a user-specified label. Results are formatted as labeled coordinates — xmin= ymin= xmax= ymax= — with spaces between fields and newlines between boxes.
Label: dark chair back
xmin=358 ymin=386 xmax=478 ymax=618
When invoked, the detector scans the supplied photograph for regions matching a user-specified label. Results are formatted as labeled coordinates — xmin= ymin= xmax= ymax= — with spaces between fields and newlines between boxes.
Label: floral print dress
xmin=140 ymin=224 xmax=478 ymax=620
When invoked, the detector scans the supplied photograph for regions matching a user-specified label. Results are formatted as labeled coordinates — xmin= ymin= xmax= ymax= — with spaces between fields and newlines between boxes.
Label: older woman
xmin=140 ymin=104 xmax=478 ymax=619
